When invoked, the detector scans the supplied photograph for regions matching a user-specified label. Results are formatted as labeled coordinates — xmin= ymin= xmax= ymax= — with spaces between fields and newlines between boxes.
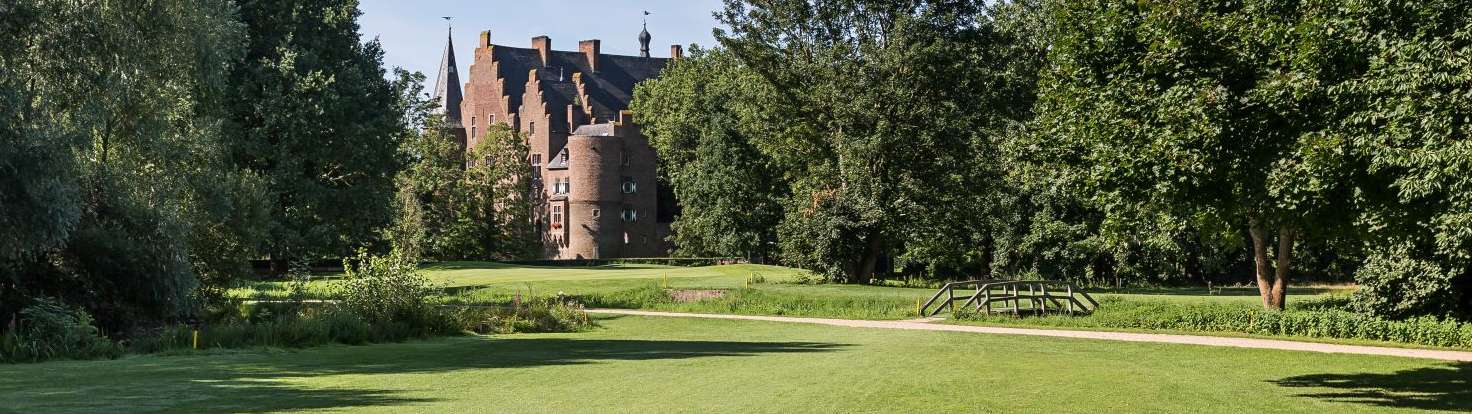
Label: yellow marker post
xmin=916 ymin=298 xmax=922 ymax=317
xmin=1248 ymin=311 xmax=1255 ymax=332
xmin=192 ymin=330 xmax=198 ymax=349
xmin=663 ymin=273 xmax=668 ymax=289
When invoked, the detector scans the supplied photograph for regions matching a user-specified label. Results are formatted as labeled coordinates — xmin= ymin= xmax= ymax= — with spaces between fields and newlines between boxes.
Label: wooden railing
xmin=920 ymin=279 xmax=1099 ymax=317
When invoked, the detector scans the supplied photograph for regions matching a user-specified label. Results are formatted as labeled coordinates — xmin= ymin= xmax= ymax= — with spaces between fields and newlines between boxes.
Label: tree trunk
xmin=268 ymin=252 xmax=288 ymax=276
xmin=1271 ymin=226 xmax=1294 ymax=310
xmin=1248 ymin=218 xmax=1274 ymax=309
xmin=1248 ymin=217 xmax=1294 ymax=310
xmin=978 ymin=234 xmax=994 ymax=279
xmin=852 ymin=229 xmax=883 ymax=284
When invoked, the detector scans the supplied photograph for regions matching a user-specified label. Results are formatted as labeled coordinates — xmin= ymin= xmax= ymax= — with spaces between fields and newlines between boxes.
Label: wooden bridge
xmin=919 ymin=279 xmax=1099 ymax=317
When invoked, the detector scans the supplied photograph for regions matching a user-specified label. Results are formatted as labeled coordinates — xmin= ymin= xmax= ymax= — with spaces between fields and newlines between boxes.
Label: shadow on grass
xmin=0 ymin=337 xmax=848 ymax=413
xmin=1273 ymin=362 xmax=1472 ymax=411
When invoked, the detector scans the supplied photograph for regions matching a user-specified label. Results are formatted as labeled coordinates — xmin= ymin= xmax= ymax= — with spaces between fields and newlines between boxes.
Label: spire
xmin=639 ymin=11 xmax=651 ymax=58
xmin=432 ymin=17 xmax=464 ymax=127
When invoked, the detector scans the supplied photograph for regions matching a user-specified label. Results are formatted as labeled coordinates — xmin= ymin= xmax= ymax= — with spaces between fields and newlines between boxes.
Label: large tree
xmin=632 ymin=47 xmax=786 ymax=259
xmin=715 ymin=0 xmax=1034 ymax=282
xmin=1033 ymin=0 xmax=1362 ymax=309
xmin=1335 ymin=1 xmax=1472 ymax=319
xmin=2 ymin=0 xmax=249 ymax=326
xmin=227 ymin=0 xmax=408 ymax=267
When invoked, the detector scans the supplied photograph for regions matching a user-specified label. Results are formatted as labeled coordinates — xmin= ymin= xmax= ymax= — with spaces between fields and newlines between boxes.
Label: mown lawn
xmin=2 ymin=315 xmax=1467 ymax=413
xmin=235 ymin=261 xmax=1347 ymax=308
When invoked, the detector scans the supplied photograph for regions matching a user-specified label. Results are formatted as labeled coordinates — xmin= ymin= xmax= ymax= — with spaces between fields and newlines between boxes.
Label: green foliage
xmin=584 ymin=285 xmax=914 ymax=320
xmin=226 ymin=0 xmax=409 ymax=261
xmin=455 ymin=124 xmax=537 ymax=260
xmin=450 ymin=301 xmax=593 ymax=335
xmin=0 ymin=1 xmax=82 ymax=263
xmin=1 ymin=0 xmax=253 ymax=328
xmin=335 ymin=251 xmax=441 ymax=327
xmin=1 ymin=298 xmax=120 ymax=363
xmin=695 ymin=0 xmax=1041 ymax=282
xmin=390 ymin=117 xmax=535 ymax=261
xmin=1328 ymin=1 xmax=1472 ymax=319
xmin=632 ymin=47 xmax=785 ymax=259
xmin=954 ymin=297 xmax=1472 ymax=349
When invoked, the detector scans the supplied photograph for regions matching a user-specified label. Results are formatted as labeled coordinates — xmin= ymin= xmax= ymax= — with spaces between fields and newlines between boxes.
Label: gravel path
xmin=588 ymin=309 xmax=1472 ymax=362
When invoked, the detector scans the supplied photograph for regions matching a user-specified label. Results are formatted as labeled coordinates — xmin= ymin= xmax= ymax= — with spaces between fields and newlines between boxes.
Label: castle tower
xmin=432 ymin=22 xmax=464 ymax=127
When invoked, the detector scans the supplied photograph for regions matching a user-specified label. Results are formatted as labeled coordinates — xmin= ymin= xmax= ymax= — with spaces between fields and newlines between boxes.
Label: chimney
xmin=579 ymin=39 xmax=601 ymax=72
xmin=531 ymin=35 xmax=551 ymax=65
xmin=479 ymin=30 xmax=491 ymax=48
xmin=670 ymin=45 xmax=683 ymax=59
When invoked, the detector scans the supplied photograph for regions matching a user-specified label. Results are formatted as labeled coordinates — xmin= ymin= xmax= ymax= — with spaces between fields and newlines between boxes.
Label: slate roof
xmin=432 ymin=32 xmax=463 ymax=127
xmin=572 ymin=123 xmax=616 ymax=136
xmin=488 ymin=45 xmax=668 ymax=133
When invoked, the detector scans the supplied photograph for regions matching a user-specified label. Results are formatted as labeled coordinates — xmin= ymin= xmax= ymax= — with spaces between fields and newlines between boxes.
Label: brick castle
xmin=432 ymin=24 xmax=680 ymax=260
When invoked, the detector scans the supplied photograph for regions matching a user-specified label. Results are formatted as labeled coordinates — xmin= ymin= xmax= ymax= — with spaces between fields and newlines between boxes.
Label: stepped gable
xmin=482 ymin=43 xmax=668 ymax=131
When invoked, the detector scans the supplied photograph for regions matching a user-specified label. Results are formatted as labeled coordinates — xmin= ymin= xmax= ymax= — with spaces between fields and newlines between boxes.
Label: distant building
xmin=432 ymin=24 xmax=683 ymax=259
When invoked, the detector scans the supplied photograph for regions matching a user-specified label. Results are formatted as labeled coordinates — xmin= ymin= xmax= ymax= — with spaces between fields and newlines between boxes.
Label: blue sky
xmin=358 ymin=0 xmax=726 ymax=87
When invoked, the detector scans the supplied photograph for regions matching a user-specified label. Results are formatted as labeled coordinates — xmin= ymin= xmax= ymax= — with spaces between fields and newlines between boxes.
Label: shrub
xmin=451 ymin=299 xmax=594 ymax=334
xmin=334 ymin=250 xmax=442 ymax=328
xmin=952 ymin=298 xmax=1472 ymax=348
xmin=1 ymin=297 xmax=120 ymax=363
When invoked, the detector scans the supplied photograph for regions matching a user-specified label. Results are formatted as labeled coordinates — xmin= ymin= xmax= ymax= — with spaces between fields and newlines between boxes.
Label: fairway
xmin=420 ymin=262 xmax=1347 ymax=304
xmin=3 ymin=315 xmax=1467 ymax=413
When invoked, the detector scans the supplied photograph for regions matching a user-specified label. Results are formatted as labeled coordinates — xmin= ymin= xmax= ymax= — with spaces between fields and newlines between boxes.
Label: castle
xmin=431 ymin=24 xmax=680 ymax=260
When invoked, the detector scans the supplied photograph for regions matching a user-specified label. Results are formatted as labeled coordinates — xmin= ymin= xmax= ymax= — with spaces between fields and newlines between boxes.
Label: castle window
xmin=530 ymin=122 xmax=536 ymax=135
xmin=620 ymin=152 xmax=631 ymax=166
xmin=552 ymin=205 xmax=563 ymax=226
xmin=561 ymin=151 xmax=569 ymax=164
xmin=621 ymin=206 xmax=638 ymax=222
xmin=621 ymin=177 xmax=637 ymax=194
xmin=471 ymin=116 xmax=476 ymax=126
xmin=591 ymin=208 xmax=601 ymax=218
xmin=565 ymin=179 xmax=571 ymax=193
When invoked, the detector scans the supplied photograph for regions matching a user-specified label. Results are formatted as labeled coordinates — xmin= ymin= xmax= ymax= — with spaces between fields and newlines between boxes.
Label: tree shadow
xmin=1273 ymin=362 xmax=1472 ymax=412
xmin=1 ymin=338 xmax=849 ymax=413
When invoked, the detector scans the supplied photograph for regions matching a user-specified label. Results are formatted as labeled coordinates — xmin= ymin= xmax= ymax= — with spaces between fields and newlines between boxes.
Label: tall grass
xmin=583 ymin=285 xmax=917 ymax=320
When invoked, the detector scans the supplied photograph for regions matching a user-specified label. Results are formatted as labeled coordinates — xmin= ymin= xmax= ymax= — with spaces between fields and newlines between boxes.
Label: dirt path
xmin=587 ymin=309 xmax=1472 ymax=362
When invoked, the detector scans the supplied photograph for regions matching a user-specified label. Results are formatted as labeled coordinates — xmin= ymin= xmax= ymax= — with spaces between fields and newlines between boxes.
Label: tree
xmin=460 ymin=123 xmax=537 ymax=260
xmin=386 ymin=70 xmax=462 ymax=260
xmin=0 ymin=1 xmax=83 ymax=263
xmin=390 ymin=116 xmax=536 ymax=261
xmin=715 ymin=0 xmax=1033 ymax=282
xmin=1333 ymin=1 xmax=1472 ymax=319
xmin=227 ymin=0 xmax=408 ymax=268
xmin=1032 ymin=0 xmax=1362 ymax=309
xmin=2 ymin=0 xmax=249 ymax=327
xmin=632 ymin=47 xmax=786 ymax=259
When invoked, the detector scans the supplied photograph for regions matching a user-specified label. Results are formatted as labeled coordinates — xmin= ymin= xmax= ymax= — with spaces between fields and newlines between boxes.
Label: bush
xmin=952 ymin=297 xmax=1472 ymax=348
xmin=335 ymin=250 xmax=443 ymax=329
xmin=451 ymin=299 xmax=594 ymax=334
xmin=1 ymin=297 xmax=120 ymax=363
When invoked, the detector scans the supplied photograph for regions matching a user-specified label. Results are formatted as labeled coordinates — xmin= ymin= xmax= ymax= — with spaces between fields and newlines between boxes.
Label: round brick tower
xmin=565 ymin=133 xmax=622 ymax=259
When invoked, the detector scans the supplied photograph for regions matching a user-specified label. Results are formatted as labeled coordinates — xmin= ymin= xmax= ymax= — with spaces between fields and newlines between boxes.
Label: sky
xmin=358 ymin=0 xmax=726 ymax=88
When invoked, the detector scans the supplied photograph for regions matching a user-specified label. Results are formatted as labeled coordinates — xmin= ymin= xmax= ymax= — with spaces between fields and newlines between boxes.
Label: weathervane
xmin=442 ymin=16 xmax=452 ymax=34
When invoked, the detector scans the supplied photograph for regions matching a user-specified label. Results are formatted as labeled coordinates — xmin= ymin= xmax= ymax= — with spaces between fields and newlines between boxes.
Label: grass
xmin=2 ymin=314 xmax=1468 ymax=413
